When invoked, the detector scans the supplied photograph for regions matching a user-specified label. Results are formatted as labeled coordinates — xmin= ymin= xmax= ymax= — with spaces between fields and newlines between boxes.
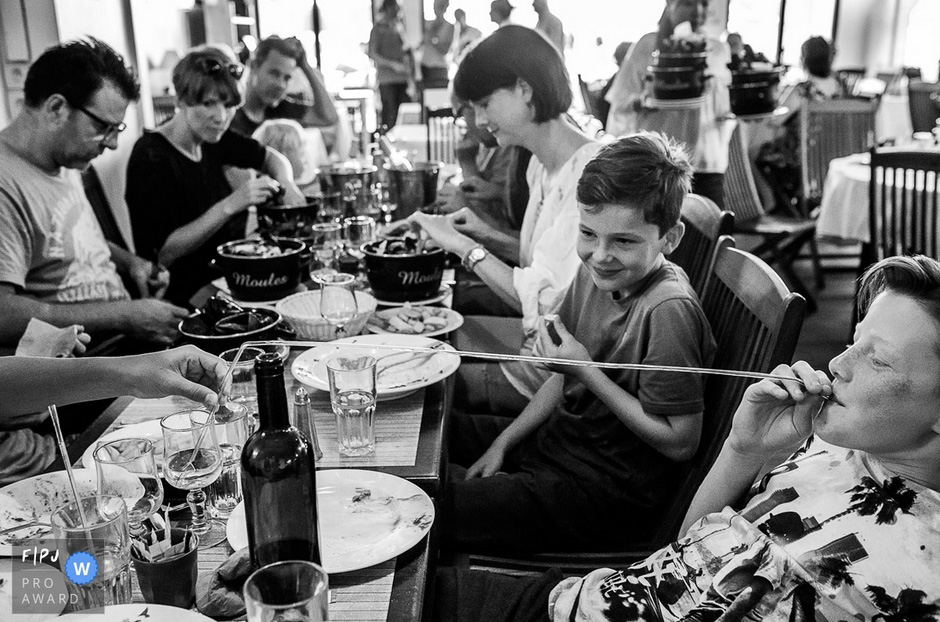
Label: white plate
xmin=291 ymin=334 xmax=460 ymax=401
xmin=367 ymin=306 xmax=464 ymax=338
xmin=0 ymin=559 xmax=56 ymax=621
xmin=53 ymin=604 xmax=214 ymax=622
xmin=0 ymin=471 xmax=98 ymax=547
xmin=227 ymin=469 xmax=434 ymax=573
xmin=367 ymin=283 xmax=452 ymax=307
xmin=80 ymin=420 xmax=164 ymax=471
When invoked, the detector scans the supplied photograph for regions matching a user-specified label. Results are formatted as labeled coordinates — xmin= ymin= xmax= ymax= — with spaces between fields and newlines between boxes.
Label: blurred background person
xmin=452 ymin=8 xmax=482 ymax=61
xmin=368 ymin=0 xmax=413 ymax=130
xmin=490 ymin=0 xmax=514 ymax=28
xmin=533 ymin=0 xmax=565 ymax=57
xmin=252 ymin=118 xmax=324 ymax=194
xmin=126 ymin=45 xmax=303 ymax=306
xmin=420 ymin=0 xmax=455 ymax=90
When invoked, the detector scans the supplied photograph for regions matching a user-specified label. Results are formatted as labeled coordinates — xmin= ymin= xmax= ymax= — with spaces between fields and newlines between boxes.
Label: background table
xmin=816 ymin=153 xmax=872 ymax=243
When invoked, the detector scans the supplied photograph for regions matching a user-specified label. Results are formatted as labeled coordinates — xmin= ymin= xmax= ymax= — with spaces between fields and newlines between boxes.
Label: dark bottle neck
xmin=255 ymin=354 xmax=290 ymax=429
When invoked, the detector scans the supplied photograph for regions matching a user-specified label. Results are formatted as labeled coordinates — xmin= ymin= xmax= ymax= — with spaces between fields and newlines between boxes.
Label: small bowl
xmin=276 ymin=290 xmax=377 ymax=340
xmin=360 ymin=240 xmax=446 ymax=303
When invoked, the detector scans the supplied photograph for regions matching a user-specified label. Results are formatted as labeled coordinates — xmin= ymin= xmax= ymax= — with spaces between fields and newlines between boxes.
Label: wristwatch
xmin=462 ymin=246 xmax=489 ymax=273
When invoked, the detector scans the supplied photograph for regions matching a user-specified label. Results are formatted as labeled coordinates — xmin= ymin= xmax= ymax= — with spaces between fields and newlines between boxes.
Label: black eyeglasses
xmin=73 ymin=104 xmax=127 ymax=138
xmin=196 ymin=58 xmax=245 ymax=80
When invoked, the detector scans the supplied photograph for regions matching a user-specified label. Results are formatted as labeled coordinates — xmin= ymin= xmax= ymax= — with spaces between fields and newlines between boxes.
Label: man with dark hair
xmin=229 ymin=35 xmax=341 ymax=152
xmin=0 ymin=37 xmax=188 ymax=351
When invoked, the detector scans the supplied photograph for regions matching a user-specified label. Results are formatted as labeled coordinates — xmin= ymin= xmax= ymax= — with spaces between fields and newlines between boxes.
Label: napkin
xmin=195 ymin=547 xmax=252 ymax=619
xmin=15 ymin=318 xmax=81 ymax=358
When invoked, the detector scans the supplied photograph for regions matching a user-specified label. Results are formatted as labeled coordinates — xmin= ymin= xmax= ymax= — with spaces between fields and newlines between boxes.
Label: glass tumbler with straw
xmin=206 ymin=401 xmax=249 ymax=520
xmin=160 ymin=409 xmax=225 ymax=548
xmin=244 ymin=560 xmax=328 ymax=622
xmin=93 ymin=438 xmax=164 ymax=538
xmin=319 ymin=272 xmax=359 ymax=338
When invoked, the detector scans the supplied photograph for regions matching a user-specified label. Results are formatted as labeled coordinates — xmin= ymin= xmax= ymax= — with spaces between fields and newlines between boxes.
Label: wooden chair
xmin=724 ymin=123 xmax=821 ymax=311
xmin=425 ymin=105 xmax=459 ymax=164
xmin=799 ymin=98 xmax=877 ymax=214
xmin=669 ymin=193 xmax=734 ymax=297
xmin=462 ymin=246 xmax=806 ymax=575
xmin=906 ymin=80 xmax=940 ymax=134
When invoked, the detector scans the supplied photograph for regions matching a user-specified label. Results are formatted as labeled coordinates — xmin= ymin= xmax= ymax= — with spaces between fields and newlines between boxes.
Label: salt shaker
xmin=293 ymin=387 xmax=323 ymax=461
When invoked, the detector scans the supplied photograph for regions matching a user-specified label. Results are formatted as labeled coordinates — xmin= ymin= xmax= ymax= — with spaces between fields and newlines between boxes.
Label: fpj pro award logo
xmin=12 ymin=543 xmax=99 ymax=615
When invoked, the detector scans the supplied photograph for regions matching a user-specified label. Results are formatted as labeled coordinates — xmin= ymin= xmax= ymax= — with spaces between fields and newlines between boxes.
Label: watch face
xmin=469 ymin=248 xmax=486 ymax=261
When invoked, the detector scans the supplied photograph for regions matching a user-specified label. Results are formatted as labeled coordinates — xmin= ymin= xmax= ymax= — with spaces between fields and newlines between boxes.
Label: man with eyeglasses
xmin=230 ymin=36 xmax=343 ymax=153
xmin=0 ymin=37 xmax=189 ymax=353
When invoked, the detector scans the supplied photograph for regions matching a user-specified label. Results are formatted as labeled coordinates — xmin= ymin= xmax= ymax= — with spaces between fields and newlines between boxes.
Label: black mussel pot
xmin=648 ymin=65 xmax=708 ymax=99
xmin=257 ymin=199 xmax=320 ymax=238
xmin=178 ymin=307 xmax=290 ymax=354
xmin=361 ymin=239 xmax=445 ymax=303
xmin=215 ymin=237 xmax=306 ymax=302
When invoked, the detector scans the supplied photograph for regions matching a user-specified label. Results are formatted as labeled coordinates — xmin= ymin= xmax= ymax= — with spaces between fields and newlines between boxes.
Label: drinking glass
xmin=308 ymin=221 xmax=343 ymax=281
xmin=317 ymin=191 xmax=343 ymax=223
xmin=327 ymin=354 xmax=377 ymax=456
xmin=319 ymin=272 xmax=359 ymax=338
xmin=220 ymin=346 xmax=264 ymax=431
xmin=244 ymin=560 xmax=328 ymax=622
xmin=373 ymin=182 xmax=398 ymax=226
xmin=93 ymin=438 xmax=163 ymax=537
xmin=343 ymin=215 xmax=377 ymax=249
xmin=51 ymin=495 xmax=132 ymax=611
xmin=207 ymin=401 xmax=249 ymax=520
xmin=160 ymin=410 xmax=224 ymax=547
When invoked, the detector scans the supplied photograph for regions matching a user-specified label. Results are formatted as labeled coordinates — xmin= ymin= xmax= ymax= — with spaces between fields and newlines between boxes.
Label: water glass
xmin=220 ymin=346 xmax=264 ymax=430
xmin=327 ymin=354 xmax=377 ymax=456
xmin=308 ymin=221 xmax=343 ymax=280
xmin=244 ymin=560 xmax=328 ymax=622
xmin=51 ymin=495 xmax=132 ymax=611
xmin=343 ymin=215 xmax=377 ymax=249
xmin=317 ymin=191 xmax=343 ymax=223
xmin=207 ymin=402 xmax=249 ymax=519
xmin=93 ymin=438 xmax=163 ymax=537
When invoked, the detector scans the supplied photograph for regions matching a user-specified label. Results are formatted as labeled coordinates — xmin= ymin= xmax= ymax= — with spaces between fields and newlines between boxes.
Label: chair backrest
xmin=669 ymin=193 xmax=734 ymax=297
xmin=649 ymin=246 xmax=806 ymax=543
xmin=723 ymin=122 xmax=767 ymax=224
xmin=867 ymin=147 xmax=940 ymax=272
xmin=907 ymin=80 xmax=940 ymax=134
xmin=835 ymin=67 xmax=866 ymax=95
xmin=425 ymin=106 xmax=458 ymax=164
xmin=151 ymin=95 xmax=176 ymax=127
xmin=800 ymin=98 xmax=877 ymax=211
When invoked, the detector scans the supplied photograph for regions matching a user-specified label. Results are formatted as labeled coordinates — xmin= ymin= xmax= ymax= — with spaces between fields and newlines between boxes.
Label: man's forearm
xmin=301 ymin=65 xmax=340 ymax=125
xmin=0 ymin=356 xmax=130 ymax=417
xmin=0 ymin=292 xmax=130 ymax=343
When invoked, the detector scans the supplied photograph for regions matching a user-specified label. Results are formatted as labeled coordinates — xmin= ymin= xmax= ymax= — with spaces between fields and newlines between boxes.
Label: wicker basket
xmin=276 ymin=290 xmax=377 ymax=340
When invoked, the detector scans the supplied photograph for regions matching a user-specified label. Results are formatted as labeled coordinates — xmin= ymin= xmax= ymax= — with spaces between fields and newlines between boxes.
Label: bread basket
xmin=275 ymin=290 xmax=377 ymax=340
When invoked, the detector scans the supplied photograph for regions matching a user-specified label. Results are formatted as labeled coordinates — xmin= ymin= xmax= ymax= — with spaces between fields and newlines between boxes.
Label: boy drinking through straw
xmin=444 ymin=132 xmax=717 ymax=552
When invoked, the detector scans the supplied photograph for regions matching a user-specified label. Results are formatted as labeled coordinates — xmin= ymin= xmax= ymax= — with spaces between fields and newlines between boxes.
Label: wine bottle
xmin=240 ymin=352 xmax=322 ymax=568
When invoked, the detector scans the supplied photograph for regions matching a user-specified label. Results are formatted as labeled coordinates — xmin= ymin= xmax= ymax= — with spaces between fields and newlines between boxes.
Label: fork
xmin=376 ymin=343 xmax=446 ymax=378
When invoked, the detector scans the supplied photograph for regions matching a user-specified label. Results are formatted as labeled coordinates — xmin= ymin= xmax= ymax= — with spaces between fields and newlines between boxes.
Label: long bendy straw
xmin=48 ymin=405 xmax=94 ymax=548
xmin=218 ymin=339 xmax=811 ymax=388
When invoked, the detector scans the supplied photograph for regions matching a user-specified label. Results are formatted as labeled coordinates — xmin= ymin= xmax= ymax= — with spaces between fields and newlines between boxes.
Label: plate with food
xmin=0 ymin=470 xmax=98 ymax=548
xmin=226 ymin=469 xmax=434 ymax=573
xmin=52 ymin=604 xmax=214 ymax=622
xmin=291 ymin=334 xmax=460 ymax=401
xmin=367 ymin=304 xmax=463 ymax=337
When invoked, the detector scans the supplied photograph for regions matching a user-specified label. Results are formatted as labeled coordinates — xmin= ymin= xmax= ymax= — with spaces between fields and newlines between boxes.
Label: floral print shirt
xmin=548 ymin=440 xmax=940 ymax=622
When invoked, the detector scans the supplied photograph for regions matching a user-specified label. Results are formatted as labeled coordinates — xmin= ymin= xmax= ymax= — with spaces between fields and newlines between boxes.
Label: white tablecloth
xmin=816 ymin=153 xmax=872 ymax=243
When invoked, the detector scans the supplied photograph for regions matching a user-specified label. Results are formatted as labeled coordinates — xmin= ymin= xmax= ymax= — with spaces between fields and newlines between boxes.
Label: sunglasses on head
xmin=196 ymin=58 xmax=245 ymax=80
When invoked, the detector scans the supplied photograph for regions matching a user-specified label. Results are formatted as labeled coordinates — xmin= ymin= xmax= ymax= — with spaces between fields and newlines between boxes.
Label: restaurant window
xmin=903 ymin=0 xmax=940 ymax=82
xmin=727 ymin=0 xmax=835 ymax=69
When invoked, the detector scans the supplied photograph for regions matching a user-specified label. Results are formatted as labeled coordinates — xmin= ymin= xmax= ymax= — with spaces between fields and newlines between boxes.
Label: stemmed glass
xmin=309 ymin=222 xmax=344 ymax=281
xmin=93 ymin=438 xmax=164 ymax=538
xmin=160 ymin=409 xmax=225 ymax=548
xmin=319 ymin=272 xmax=359 ymax=339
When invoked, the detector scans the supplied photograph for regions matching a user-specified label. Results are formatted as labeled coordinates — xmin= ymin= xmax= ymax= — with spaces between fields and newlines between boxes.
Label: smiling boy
xmin=444 ymin=132 xmax=717 ymax=552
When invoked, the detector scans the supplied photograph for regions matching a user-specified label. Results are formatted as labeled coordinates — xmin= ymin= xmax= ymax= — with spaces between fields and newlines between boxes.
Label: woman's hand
xmin=230 ymin=175 xmax=279 ymax=212
xmin=465 ymin=442 xmax=507 ymax=479
xmin=407 ymin=211 xmax=476 ymax=256
xmin=449 ymin=207 xmax=496 ymax=242
xmin=536 ymin=314 xmax=591 ymax=374
xmin=282 ymin=180 xmax=305 ymax=206
xmin=727 ymin=361 xmax=832 ymax=459
xmin=459 ymin=176 xmax=501 ymax=201
xmin=125 ymin=345 xmax=229 ymax=408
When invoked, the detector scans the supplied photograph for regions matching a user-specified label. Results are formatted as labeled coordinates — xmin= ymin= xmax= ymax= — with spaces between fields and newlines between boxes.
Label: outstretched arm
xmin=680 ymin=361 xmax=831 ymax=534
xmin=0 ymin=345 xmax=228 ymax=418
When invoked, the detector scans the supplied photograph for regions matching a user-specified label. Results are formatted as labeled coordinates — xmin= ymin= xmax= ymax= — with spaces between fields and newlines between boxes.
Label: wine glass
xmin=93 ymin=438 xmax=164 ymax=538
xmin=160 ymin=409 xmax=225 ymax=547
xmin=319 ymin=272 xmax=359 ymax=339
xmin=373 ymin=182 xmax=398 ymax=227
xmin=308 ymin=222 xmax=343 ymax=281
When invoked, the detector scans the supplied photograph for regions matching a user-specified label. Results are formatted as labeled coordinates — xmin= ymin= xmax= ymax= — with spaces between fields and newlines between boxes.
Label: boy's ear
xmin=661 ymin=221 xmax=685 ymax=255
xmin=516 ymin=79 xmax=534 ymax=103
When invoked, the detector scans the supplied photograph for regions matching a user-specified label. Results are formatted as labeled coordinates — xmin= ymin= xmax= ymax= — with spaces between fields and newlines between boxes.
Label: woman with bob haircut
xmin=126 ymin=45 xmax=303 ymax=305
xmin=432 ymin=254 xmax=940 ymax=622
xmin=410 ymin=25 xmax=603 ymax=415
